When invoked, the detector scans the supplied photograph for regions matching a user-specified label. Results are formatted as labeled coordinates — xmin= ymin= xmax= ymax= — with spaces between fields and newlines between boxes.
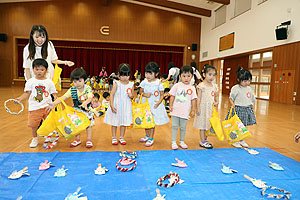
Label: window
xmin=234 ymin=0 xmax=251 ymax=17
xmin=249 ymin=51 xmax=272 ymax=100
xmin=215 ymin=5 xmax=226 ymax=28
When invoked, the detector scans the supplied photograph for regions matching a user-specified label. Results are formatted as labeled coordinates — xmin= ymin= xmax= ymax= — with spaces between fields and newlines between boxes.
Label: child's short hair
xmin=145 ymin=62 xmax=160 ymax=74
xmin=70 ymin=68 xmax=88 ymax=81
xmin=237 ymin=66 xmax=252 ymax=82
xmin=161 ymin=74 xmax=168 ymax=79
xmin=119 ymin=63 xmax=131 ymax=76
xmin=168 ymin=62 xmax=175 ymax=70
xmin=32 ymin=58 xmax=48 ymax=69
xmin=93 ymin=93 xmax=100 ymax=100
xmin=202 ymin=64 xmax=217 ymax=75
xmin=103 ymin=92 xmax=110 ymax=98
xmin=164 ymin=88 xmax=170 ymax=93
xmin=180 ymin=65 xmax=193 ymax=75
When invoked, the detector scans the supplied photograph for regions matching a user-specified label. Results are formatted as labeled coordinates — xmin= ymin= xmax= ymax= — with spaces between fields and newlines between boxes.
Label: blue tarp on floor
xmin=0 ymin=148 xmax=300 ymax=200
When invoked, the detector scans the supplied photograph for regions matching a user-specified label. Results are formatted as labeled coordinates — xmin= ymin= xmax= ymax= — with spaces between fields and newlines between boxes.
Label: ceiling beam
xmin=134 ymin=0 xmax=211 ymax=17
xmin=209 ymin=0 xmax=230 ymax=5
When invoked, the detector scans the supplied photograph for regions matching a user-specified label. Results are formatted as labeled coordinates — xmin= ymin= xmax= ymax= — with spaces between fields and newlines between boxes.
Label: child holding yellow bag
xmin=104 ymin=64 xmax=134 ymax=145
xmin=226 ymin=67 xmax=256 ymax=148
xmin=194 ymin=65 xmax=219 ymax=149
xmin=139 ymin=62 xmax=169 ymax=147
xmin=169 ymin=65 xmax=197 ymax=150
xmin=16 ymin=59 xmax=57 ymax=148
xmin=47 ymin=68 xmax=95 ymax=148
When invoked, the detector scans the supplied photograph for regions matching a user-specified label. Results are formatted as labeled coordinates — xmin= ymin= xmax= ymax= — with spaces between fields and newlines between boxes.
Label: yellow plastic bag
xmin=53 ymin=63 xmax=62 ymax=91
xmin=37 ymin=98 xmax=90 ymax=140
xmin=222 ymin=107 xmax=252 ymax=144
xmin=37 ymin=109 xmax=57 ymax=136
xmin=205 ymin=106 xmax=224 ymax=141
xmin=55 ymin=98 xmax=91 ymax=139
xmin=132 ymin=95 xmax=155 ymax=129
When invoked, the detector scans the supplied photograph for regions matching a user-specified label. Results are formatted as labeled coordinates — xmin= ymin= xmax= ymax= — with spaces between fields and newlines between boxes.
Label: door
xmin=273 ymin=70 xmax=295 ymax=104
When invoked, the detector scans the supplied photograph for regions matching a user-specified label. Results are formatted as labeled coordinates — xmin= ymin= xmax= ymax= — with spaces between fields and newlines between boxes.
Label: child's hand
xmin=46 ymin=103 xmax=55 ymax=112
xmin=214 ymin=101 xmax=219 ymax=107
xmin=144 ymin=93 xmax=152 ymax=98
xmin=190 ymin=110 xmax=195 ymax=118
xmin=169 ymin=105 xmax=173 ymax=112
xmin=128 ymin=92 xmax=133 ymax=99
xmin=111 ymin=105 xmax=117 ymax=113
xmin=79 ymin=103 xmax=88 ymax=111
xmin=154 ymin=101 xmax=160 ymax=108
xmin=196 ymin=109 xmax=200 ymax=116
xmin=15 ymin=97 xmax=22 ymax=102
xmin=295 ymin=132 xmax=300 ymax=143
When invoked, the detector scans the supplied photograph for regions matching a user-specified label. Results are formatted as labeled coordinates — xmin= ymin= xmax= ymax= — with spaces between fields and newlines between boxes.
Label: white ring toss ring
xmin=4 ymin=99 xmax=24 ymax=115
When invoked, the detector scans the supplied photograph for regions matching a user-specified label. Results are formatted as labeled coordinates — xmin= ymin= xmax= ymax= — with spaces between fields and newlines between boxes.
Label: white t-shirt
xmin=169 ymin=82 xmax=197 ymax=119
xmin=230 ymin=84 xmax=256 ymax=106
xmin=24 ymin=78 xmax=57 ymax=111
xmin=23 ymin=41 xmax=58 ymax=80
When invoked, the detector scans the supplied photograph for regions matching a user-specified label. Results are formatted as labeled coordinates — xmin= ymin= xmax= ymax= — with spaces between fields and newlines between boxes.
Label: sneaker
xmin=239 ymin=140 xmax=249 ymax=148
xmin=70 ymin=139 xmax=81 ymax=147
xmin=86 ymin=140 xmax=93 ymax=148
xmin=145 ymin=138 xmax=154 ymax=147
xmin=29 ymin=138 xmax=38 ymax=148
xmin=172 ymin=142 xmax=178 ymax=150
xmin=232 ymin=141 xmax=242 ymax=148
xmin=139 ymin=135 xmax=150 ymax=142
xmin=119 ymin=137 xmax=127 ymax=145
xmin=179 ymin=141 xmax=188 ymax=149
xmin=112 ymin=137 xmax=118 ymax=145
xmin=200 ymin=141 xmax=213 ymax=149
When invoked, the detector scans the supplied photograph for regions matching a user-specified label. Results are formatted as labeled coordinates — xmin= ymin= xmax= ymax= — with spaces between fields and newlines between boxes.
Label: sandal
xmin=119 ymin=137 xmax=127 ymax=145
xmin=112 ymin=137 xmax=118 ymax=145
xmin=86 ymin=140 xmax=93 ymax=148
xmin=70 ymin=139 xmax=81 ymax=148
xmin=200 ymin=141 xmax=213 ymax=149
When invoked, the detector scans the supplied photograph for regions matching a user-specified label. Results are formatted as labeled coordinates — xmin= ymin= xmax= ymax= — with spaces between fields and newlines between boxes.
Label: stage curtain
xmin=17 ymin=39 xmax=184 ymax=78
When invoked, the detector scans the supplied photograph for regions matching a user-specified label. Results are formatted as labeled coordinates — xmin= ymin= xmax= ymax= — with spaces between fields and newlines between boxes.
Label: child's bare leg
xmin=200 ymin=130 xmax=207 ymax=142
xmin=32 ymin=127 xmax=38 ymax=138
xmin=149 ymin=127 xmax=155 ymax=138
xmin=120 ymin=126 xmax=126 ymax=138
xmin=86 ymin=126 xmax=92 ymax=140
xmin=112 ymin=126 xmax=117 ymax=138
xmin=145 ymin=129 xmax=150 ymax=136
xmin=75 ymin=134 xmax=81 ymax=141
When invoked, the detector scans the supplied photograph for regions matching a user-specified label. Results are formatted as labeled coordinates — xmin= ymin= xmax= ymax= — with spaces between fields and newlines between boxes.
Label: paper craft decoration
xmin=171 ymin=158 xmax=187 ymax=168
xmin=221 ymin=163 xmax=238 ymax=174
xmin=157 ymin=171 xmax=184 ymax=187
xmin=94 ymin=164 xmax=108 ymax=175
xmin=269 ymin=161 xmax=284 ymax=171
xmin=153 ymin=188 xmax=166 ymax=200
xmin=8 ymin=167 xmax=30 ymax=179
xmin=244 ymin=148 xmax=259 ymax=155
xmin=39 ymin=160 xmax=54 ymax=170
xmin=4 ymin=99 xmax=24 ymax=115
xmin=54 ymin=165 xmax=68 ymax=177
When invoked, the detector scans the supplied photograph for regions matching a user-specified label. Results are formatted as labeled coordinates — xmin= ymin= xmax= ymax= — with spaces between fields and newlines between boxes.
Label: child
xmin=139 ymin=62 xmax=170 ymax=146
xmin=104 ymin=78 xmax=109 ymax=91
xmin=16 ymin=58 xmax=57 ymax=147
xmin=226 ymin=67 xmax=256 ymax=148
xmin=161 ymin=74 xmax=170 ymax=89
xmin=194 ymin=65 xmax=219 ymax=149
xmin=102 ymin=92 xmax=110 ymax=109
xmin=104 ymin=64 xmax=134 ymax=145
xmin=47 ymin=68 xmax=95 ymax=148
xmin=169 ymin=66 xmax=197 ymax=149
xmin=295 ymin=132 xmax=300 ymax=143
xmin=23 ymin=25 xmax=74 ymax=81
xmin=163 ymin=88 xmax=171 ymax=112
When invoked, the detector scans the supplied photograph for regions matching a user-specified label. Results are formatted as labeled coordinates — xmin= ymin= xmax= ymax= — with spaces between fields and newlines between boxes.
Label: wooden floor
xmin=1 ymin=86 xmax=300 ymax=162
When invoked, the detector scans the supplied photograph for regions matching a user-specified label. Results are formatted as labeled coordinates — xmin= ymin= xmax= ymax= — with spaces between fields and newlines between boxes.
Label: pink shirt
xmin=169 ymin=82 xmax=197 ymax=119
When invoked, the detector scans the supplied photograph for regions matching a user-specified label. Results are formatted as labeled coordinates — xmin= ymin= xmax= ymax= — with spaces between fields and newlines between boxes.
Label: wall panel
xmin=0 ymin=0 xmax=201 ymax=86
